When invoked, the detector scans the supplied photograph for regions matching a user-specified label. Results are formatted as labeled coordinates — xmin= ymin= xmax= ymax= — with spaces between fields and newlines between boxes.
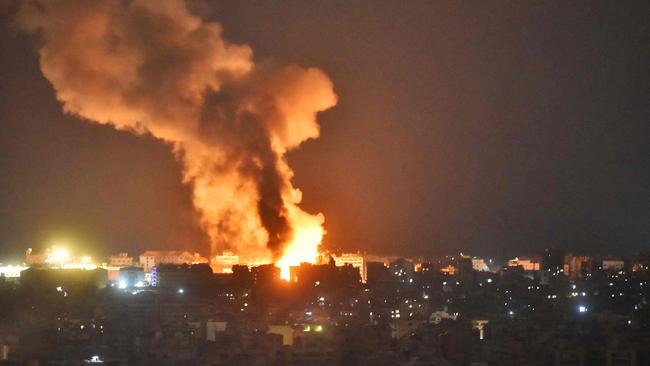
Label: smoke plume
xmin=17 ymin=0 xmax=337 ymax=264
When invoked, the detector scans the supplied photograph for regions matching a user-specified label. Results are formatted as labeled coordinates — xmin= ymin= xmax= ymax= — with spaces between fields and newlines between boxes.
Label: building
xmin=564 ymin=255 xmax=592 ymax=279
xmin=139 ymin=250 xmax=208 ymax=272
xmin=507 ymin=257 xmax=541 ymax=271
xmin=390 ymin=258 xmax=414 ymax=279
xmin=0 ymin=265 xmax=28 ymax=280
xmin=213 ymin=251 xmax=239 ymax=274
xmin=602 ymin=258 xmax=625 ymax=271
xmin=472 ymin=257 xmax=490 ymax=272
xmin=19 ymin=267 xmax=108 ymax=291
xmin=366 ymin=261 xmax=390 ymax=285
xmin=333 ymin=252 xmax=365 ymax=282
xmin=543 ymin=247 xmax=566 ymax=272
xmin=155 ymin=263 xmax=213 ymax=290
xmin=118 ymin=266 xmax=145 ymax=288
xmin=267 ymin=325 xmax=294 ymax=346
xmin=109 ymin=253 xmax=134 ymax=267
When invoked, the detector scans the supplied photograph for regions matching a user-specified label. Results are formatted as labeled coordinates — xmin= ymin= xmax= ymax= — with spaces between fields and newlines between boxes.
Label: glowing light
xmin=48 ymin=246 xmax=70 ymax=265
xmin=178 ymin=288 xmax=184 ymax=294
xmin=0 ymin=265 xmax=28 ymax=278
xmin=85 ymin=355 xmax=104 ymax=363
xmin=118 ymin=281 xmax=127 ymax=289
xmin=578 ymin=305 xmax=588 ymax=313
xmin=275 ymin=210 xmax=324 ymax=280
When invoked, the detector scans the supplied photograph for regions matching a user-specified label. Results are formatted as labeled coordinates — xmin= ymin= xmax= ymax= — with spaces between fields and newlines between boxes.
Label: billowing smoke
xmin=16 ymin=0 xmax=337 ymax=265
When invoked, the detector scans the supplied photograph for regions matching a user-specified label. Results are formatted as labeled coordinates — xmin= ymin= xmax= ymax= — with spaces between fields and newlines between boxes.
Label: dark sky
xmin=1 ymin=1 xmax=648 ymax=261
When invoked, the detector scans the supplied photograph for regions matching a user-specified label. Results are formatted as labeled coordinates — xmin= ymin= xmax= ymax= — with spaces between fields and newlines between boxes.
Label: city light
xmin=85 ymin=355 xmax=104 ymax=363
xmin=49 ymin=246 xmax=71 ymax=264
xmin=0 ymin=265 xmax=28 ymax=278
xmin=578 ymin=306 xmax=588 ymax=313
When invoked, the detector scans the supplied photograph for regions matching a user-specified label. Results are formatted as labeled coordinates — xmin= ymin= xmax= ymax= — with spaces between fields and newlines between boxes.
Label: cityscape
xmin=1 ymin=0 xmax=649 ymax=365
xmin=0 ymin=247 xmax=648 ymax=365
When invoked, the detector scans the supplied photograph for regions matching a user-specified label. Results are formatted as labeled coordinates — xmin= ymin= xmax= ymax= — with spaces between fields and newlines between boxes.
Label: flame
xmin=17 ymin=0 xmax=337 ymax=270
xmin=275 ymin=199 xmax=325 ymax=280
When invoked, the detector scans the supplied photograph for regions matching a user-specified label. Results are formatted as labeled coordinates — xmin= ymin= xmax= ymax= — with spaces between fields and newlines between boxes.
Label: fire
xmin=18 ymin=0 xmax=336 ymax=270
xmin=275 ymin=204 xmax=325 ymax=280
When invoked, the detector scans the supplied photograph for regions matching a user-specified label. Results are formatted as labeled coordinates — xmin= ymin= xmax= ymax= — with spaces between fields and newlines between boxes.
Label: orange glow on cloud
xmin=18 ymin=0 xmax=337 ymax=268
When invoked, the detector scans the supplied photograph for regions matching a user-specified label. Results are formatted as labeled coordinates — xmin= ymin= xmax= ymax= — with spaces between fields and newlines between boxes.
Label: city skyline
xmin=1 ymin=1 xmax=649 ymax=262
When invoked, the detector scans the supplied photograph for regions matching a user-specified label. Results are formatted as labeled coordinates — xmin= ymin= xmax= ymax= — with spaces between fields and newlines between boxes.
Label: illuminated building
xmin=0 ymin=265 xmax=28 ymax=280
xmin=602 ymin=258 xmax=625 ymax=271
xmin=333 ymin=252 xmax=366 ymax=282
xmin=138 ymin=250 xmax=208 ymax=272
xmin=213 ymin=250 xmax=239 ymax=273
xmin=563 ymin=255 xmax=592 ymax=279
xmin=24 ymin=246 xmax=98 ymax=270
xmin=507 ymin=257 xmax=541 ymax=271
xmin=471 ymin=257 xmax=490 ymax=272
xmin=109 ymin=252 xmax=134 ymax=267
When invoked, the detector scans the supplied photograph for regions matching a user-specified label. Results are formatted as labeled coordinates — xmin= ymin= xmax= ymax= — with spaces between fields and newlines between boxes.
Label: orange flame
xmin=275 ymin=194 xmax=325 ymax=280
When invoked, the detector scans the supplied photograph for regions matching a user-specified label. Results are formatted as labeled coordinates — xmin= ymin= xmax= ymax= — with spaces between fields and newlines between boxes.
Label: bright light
xmin=134 ymin=281 xmax=144 ymax=288
xmin=118 ymin=281 xmax=127 ymax=289
xmin=578 ymin=305 xmax=588 ymax=313
xmin=85 ymin=355 xmax=104 ymax=363
xmin=486 ymin=278 xmax=493 ymax=283
xmin=314 ymin=325 xmax=323 ymax=332
xmin=0 ymin=265 xmax=28 ymax=278
xmin=275 ymin=208 xmax=324 ymax=280
xmin=178 ymin=288 xmax=184 ymax=294
xmin=56 ymin=286 xmax=63 ymax=292
xmin=48 ymin=246 xmax=70 ymax=265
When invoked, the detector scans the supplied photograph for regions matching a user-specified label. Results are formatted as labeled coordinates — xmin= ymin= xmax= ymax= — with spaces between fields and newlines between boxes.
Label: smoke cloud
xmin=16 ymin=0 xmax=337 ymax=263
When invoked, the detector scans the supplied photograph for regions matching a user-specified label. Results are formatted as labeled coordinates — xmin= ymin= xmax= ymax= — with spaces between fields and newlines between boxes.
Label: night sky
xmin=1 ymin=1 xmax=648 ymax=261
